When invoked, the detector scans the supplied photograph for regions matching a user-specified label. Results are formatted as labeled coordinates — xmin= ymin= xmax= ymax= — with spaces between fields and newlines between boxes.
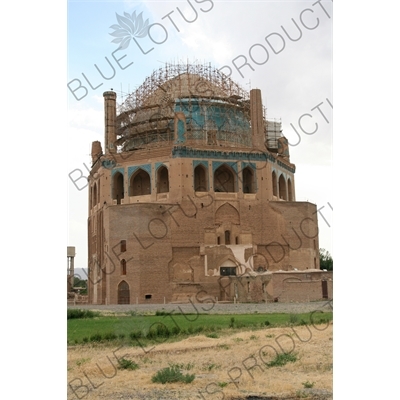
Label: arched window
xmin=130 ymin=169 xmax=151 ymax=196
xmin=214 ymin=164 xmax=236 ymax=192
xmin=194 ymin=165 xmax=208 ymax=191
xmin=242 ymin=167 xmax=255 ymax=193
xmin=118 ymin=280 xmax=130 ymax=304
xmin=272 ymin=171 xmax=278 ymax=197
xmin=278 ymin=174 xmax=287 ymax=200
xmin=157 ymin=166 xmax=169 ymax=193
xmin=112 ymin=172 xmax=124 ymax=204
xmin=93 ymin=183 xmax=97 ymax=207
xmin=225 ymin=230 xmax=231 ymax=245
xmin=121 ymin=259 xmax=126 ymax=275
xmin=287 ymin=178 xmax=293 ymax=201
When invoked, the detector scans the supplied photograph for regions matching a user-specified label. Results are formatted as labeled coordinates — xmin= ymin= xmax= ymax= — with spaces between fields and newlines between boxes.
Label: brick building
xmin=87 ymin=63 xmax=331 ymax=305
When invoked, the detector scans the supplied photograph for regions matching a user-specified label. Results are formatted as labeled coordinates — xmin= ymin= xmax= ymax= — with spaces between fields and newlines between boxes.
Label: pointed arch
xmin=272 ymin=171 xmax=278 ymax=197
xmin=278 ymin=174 xmax=287 ymax=200
xmin=214 ymin=164 xmax=236 ymax=192
xmin=157 ymin=166 xmax=169 ymax=193
xmin=225 ymin=230 xmax=231 ymax=244
xmin=194 ymin=164 xmax=208 ymax=191
xmin=93 ymin=183 xmax=97 ymax=207
xmin=242 ymin=166 xmax=255 ymax=193
xmin=118 ymin=280 xmax=130 ymax=304
xmin=215 ymin=203 xmax=240 ymax=225
xmin=130 ymin=168 xmax=151 ymax=196
xmin=121 ymin=259 xmax=126 ymax=275
xmin=112 ymin=171 xmax=124 ymax=204
xmin=288 ymin=178 xmax=293 ymax=201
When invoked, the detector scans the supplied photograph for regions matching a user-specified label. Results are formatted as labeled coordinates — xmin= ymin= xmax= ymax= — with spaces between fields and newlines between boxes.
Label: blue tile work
xmin=193 ymin=160 xmax=209 ymax=190
xmin=111 ymin=167 xmax=124 ymax=177
xmin=277 ymin=159 xmax=295 ymax=173
xmin=193 ymin=160 xmax=208 ymax=169
xmin=155 ymin=162 xmax=167 ymax=171
xmin=174 ymin=99 xmax=251 ymax=147
xmin=171 ymin=146 xmax=295 ymax=174
xmin=171 ymin=146 xmax=294 ymax=171
xmin=241 ymin=161 xmax=256 ymax=170
xmin=127 ymin=164 xmax=151 ymax=179
xmin=212 ymin=161 xmax=238 ymax=174
xmin=242 ymin=162 xmax=257 ymax=192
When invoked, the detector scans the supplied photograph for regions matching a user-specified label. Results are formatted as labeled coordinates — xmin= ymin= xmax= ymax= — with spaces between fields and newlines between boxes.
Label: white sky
xmin=67 ymin=0 xmax=333 ymax=270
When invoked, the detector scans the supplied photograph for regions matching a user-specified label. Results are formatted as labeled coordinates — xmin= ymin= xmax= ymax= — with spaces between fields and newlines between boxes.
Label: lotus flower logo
xmin=109 ymin=11 xmax=150 ymax=50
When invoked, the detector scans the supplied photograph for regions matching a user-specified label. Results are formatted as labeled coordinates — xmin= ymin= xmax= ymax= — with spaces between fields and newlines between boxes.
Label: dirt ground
xmin=67 ymin=321 xmax=333 ymax=399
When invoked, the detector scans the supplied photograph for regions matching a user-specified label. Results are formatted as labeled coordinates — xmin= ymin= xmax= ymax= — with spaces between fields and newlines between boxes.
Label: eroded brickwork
xmin=86 ymin=64 xmax=330 ymax=305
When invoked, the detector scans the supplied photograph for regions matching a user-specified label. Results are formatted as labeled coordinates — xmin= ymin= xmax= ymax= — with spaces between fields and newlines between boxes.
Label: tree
xmin=73 ymin=275 xmax=88 ymax=294
xmin=319 ymin=248 xmax=333 ymax=271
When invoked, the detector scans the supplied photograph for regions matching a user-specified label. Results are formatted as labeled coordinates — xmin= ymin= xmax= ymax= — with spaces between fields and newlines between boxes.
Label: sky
xmin=67 ymin=0 xmax=333 ymax=271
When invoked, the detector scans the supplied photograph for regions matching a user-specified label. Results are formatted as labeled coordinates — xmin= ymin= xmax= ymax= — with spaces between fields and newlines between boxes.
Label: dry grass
xmin=67 ymin=323 xmax=333 ymax=399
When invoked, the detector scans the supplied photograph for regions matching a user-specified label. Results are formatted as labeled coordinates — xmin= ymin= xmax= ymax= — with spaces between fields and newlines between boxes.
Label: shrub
xmin=67 ymin=309 xmax=99 ymax=319
xmin=76 ymin=358 xmax=90 ymax=366
xmin=302 ymin=381 xmax=315 ymax=388
xmin=118 ymin=358 xmax=139 ymax=370
xmin=203 ymin=363 xmax=218 ymax=371
xmin=206 ymin=333 xmax=219 ymax=338
xmin=289 ymin=314 xmax=299 ymax=324
xmin=89 ymin=333 xmax=103 ymax=342
xmin=264 ymin=320 xmax=271 ymax=326
xmin=170 ymin=362 xmax=194 ymax=370
xmin=156 ymin=323 xmax=170 ymax=338
xmin=171 ymin=326 xmax=181 ymax=335
xmin=147 ymin=323 xmax=170 ymax=339
xmin=295 ymin=390 xmax=309 ymax=398
xmin=151 ymin=365 xmax=195 ymax=384
xmin=103 ymin=332 xmax=117 ymax=341
xmin=229 ymin=317 xmax=235 ymax=328
xmin=267 ymin=352 xmax=297 ymax=367
xmin=129 ymin=330 xmax=142 ymax=340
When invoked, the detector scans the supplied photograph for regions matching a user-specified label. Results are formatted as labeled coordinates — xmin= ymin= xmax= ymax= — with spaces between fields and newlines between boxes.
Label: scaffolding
xmin=265 ymin=119 xmax=282 ymax=151
xmin=115 ymin=62 xmax=264 ymax=151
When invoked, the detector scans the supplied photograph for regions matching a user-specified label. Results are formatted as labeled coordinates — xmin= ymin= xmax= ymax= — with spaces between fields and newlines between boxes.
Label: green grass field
xmin=67 ymin=310 xmax=333 ymax=345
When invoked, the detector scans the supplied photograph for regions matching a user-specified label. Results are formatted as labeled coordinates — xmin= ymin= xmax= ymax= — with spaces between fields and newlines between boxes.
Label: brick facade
xmin=86 ymin=64 xmax=330 ymax=305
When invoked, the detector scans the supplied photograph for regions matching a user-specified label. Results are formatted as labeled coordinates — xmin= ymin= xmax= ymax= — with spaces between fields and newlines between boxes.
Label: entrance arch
xmin=118 ymin=280 xmax=130 ymax=304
